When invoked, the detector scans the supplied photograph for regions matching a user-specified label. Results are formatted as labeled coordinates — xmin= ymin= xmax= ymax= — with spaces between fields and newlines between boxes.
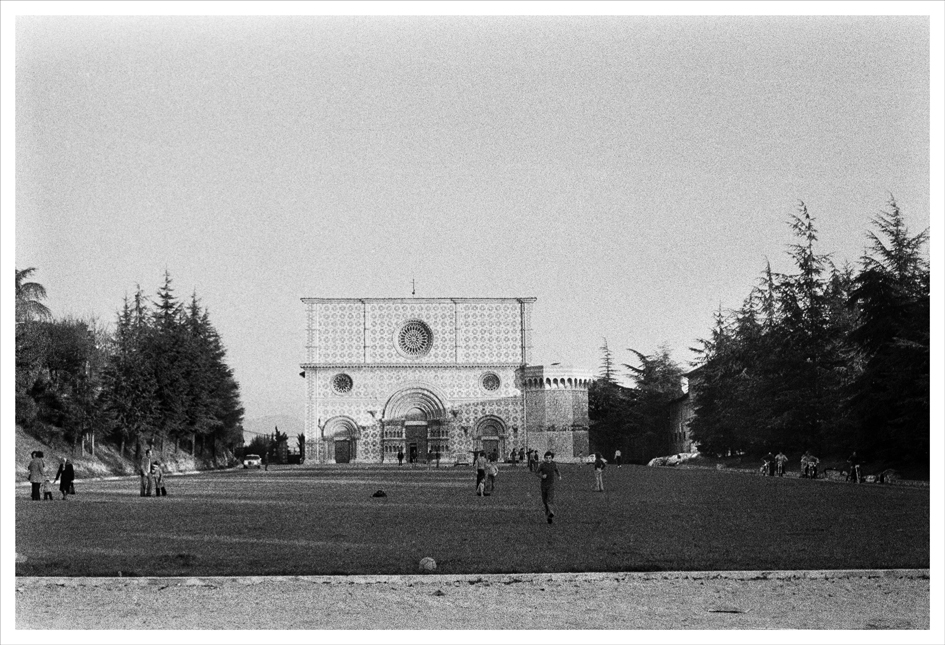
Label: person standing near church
xmin=397 ymin=448 xmax=404 ymax=466
xmin=475 ymin=451 xmax=488 ymax=496
xmin=536 ymin=451 xmax=562 ymax=523
xmin=614 ymin=448 xmax=622 ymax=468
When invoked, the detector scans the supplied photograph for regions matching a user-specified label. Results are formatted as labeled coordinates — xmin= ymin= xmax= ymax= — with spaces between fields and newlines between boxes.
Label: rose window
xmin=398 ymin=320 xmax=433 ymax=357
xmin=481 ymin=373 xmax=500 ymax=391
xmin=331 ymin=373 xmax=353 ymax=394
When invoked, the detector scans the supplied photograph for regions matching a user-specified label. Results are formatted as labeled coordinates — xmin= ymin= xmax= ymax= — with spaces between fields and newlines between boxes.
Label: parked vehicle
xmin=243 ymin=454 xmax=262 ymax=469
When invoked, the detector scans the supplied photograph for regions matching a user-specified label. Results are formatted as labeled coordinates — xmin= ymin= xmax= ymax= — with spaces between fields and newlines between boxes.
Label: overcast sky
xmin=8 ymin=11 xmax=935 ymax=425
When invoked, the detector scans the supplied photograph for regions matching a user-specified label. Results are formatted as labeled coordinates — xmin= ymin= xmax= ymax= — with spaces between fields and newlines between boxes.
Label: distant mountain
xmin=242 ymin=415 xmax=305 ymax=444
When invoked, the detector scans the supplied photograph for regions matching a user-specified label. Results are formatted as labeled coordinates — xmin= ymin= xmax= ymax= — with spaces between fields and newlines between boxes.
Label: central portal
xmin=405 ymin=424 xmax=427 ymax=463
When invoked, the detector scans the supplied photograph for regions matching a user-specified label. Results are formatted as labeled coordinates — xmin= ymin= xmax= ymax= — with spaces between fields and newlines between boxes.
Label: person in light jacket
xmin=27 ymin=451 xmax=46 ymax=501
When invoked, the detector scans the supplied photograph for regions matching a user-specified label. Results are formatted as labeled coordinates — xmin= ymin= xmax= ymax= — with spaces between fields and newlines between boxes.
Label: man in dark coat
xmin=54 ymin=457 xmax=75 ymax=500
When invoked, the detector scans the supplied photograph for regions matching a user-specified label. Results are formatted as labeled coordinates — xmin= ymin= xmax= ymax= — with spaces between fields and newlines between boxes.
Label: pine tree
xmin=847 ymin=199 xmax=929 ymax=465
xmin=624 ymin=345 xmax=684 ymax=457
xmin=599 ymin=338 xmax=617 ymax=384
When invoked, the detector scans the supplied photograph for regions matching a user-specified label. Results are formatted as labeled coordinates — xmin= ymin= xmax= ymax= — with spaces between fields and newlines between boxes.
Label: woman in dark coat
xmin=54 ymin=457 xmax=75 ymax=500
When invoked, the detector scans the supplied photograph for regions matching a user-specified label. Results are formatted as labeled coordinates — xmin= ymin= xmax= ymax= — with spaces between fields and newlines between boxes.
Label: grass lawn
xmin=14 ymin=463 xmax=929 ymax=577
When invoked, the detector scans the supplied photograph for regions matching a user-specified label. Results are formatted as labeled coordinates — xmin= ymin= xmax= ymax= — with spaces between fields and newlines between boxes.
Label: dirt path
xmin=14 ymin=569 xmax=929 ymax=630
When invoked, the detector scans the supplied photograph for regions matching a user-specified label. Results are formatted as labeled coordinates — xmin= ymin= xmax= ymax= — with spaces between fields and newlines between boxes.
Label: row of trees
xmin=590 ymin=199 xmax=929 ymax=468
xmin=243 ymin=428 xmax=306 ymax=464
xmin=15 ymin=270 xmax=245 ymax=462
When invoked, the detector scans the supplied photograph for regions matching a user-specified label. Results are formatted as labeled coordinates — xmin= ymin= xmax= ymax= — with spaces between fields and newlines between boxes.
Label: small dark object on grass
xmin=372 ymin=490 xmax=387 ymax=498
xmin=174 ymin=553 xmax=197 ymax=567
xmin=433 ymin=589 xmax=446 ymax=596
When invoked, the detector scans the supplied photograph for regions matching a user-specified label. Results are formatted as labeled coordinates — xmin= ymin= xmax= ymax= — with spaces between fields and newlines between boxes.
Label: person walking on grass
xmin=27 ymin=451 xmax=46 ymax=501
xmin=139 ymin=448 xmax=153 ymax=497
xmin=475 ymin=451 xmax=488 ymax=496
xmin=593 ymin=453 xmax=607 ymax=492
xmin=536 ymin=450 xmax=562 ymax=523
xmin=152 ymin=461 xmax=166 ymax=496
xmin=847 ymin=451 xmax=862 ymax=483
xmin=485 ymin=459 xmax=499 ymax=496
xmin=54 ymin=456 xmax=75 ymax=500
xmin=763 ymin=451 xmax=776 ymax=477
xmin=775 ymin=451 xmax=788 ymax=477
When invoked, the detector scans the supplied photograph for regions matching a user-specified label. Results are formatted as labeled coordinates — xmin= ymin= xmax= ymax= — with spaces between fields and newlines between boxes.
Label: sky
xmin=6 ymin=8 xmax=937 ymax=430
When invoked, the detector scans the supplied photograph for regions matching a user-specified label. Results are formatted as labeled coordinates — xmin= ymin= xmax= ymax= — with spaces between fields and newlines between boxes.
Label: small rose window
xmin=481 ymin=372 xmax=500 ymax=391
xmin=332 ymin=373 xmax=353 ymax=394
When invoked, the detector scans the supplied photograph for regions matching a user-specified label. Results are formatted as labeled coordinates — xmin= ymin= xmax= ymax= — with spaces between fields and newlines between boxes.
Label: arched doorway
xmin=323 ymin=416 xmax=360 ymax=464
xmin=476 ymin=416 xmax=506 ymax=461
xmin=382 ymin=386 xmax=448 ymax=463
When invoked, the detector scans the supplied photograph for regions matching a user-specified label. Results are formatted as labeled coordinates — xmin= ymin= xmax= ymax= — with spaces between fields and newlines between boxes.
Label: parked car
xmin=243 ymin=454 xmax=262 ymax=469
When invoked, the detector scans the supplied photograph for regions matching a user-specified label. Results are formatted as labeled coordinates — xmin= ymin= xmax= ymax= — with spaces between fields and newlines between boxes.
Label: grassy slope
xmin=15 ymin=425 xmax=214 ymax=482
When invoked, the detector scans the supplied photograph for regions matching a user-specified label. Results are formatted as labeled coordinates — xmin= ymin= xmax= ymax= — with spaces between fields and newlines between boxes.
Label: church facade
xmin=301 ymin=297 xmax=592 ymax=464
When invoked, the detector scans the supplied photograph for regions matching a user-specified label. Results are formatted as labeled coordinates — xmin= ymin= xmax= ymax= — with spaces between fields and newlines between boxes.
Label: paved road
xmin=14 ymin=569 xmax=930 ymax=631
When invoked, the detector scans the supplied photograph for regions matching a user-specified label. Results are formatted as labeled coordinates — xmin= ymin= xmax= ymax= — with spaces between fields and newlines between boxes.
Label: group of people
xmin=138 ymin=448 xmax=168 ymax=497
xmin=473 ymin=447 xmax=606 ymax=525
xmin=761 ymin=451 xmax=790 ymax=476
xmin=473 ymin=450 xmax=500 ymax=496
xmin=26 ymin=450 xmax=75 ymax=501
xmin=394 ymin=448 xmax=443 ymax=466
xmin=761 ymin=449 xmax=863 ymax=482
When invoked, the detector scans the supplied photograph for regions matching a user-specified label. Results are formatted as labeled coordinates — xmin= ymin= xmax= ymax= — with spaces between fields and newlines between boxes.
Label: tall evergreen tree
xmin=599 ymin=338 xmax=617 ymax=384
xmin=624 ymin=345 xmax=684 ymax=457
xmin=847 ymin=199 xmax=929 ymax=464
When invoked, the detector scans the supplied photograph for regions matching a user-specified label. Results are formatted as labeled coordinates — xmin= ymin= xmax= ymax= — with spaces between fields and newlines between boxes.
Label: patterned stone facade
xmin=300 ymin=297 xmax=590 ymax=464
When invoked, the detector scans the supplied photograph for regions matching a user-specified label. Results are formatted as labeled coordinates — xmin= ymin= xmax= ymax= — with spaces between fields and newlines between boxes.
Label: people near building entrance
xmin=593 ymin=453 xmax=607 ymax=492
xmin=397 ymin=449 xmax=404 ymax=466
xmin=27 ymin=451 xmax=47 ymax=501
xmin=614 ymin=449 xmax=622 ymax=468
xmin=528 ymin=449 xmax=539 ymax=472
xmin=427 ymin=449 xmax=433 ymax=466
xmin=775 ymin=451 xmax=788 ymax=477
xmin=518 ymin=447 xmax=525 ymax=465
xmin=139 ymin=448 xmax=154 ymax=497
xmin=846 ymin=451 xmax=862 ymax=483
xmin=435 ymin=450 xmax=441 ymax=467
xmin=54 ymin=457 xmax=75 ymax=500
xmin=536 ymin=451 xmax=562 ymax=524
xmin=475 ymin=451 xmax=488 ymax=496
xmin=485 ymin=460 xmax=499 ymax=495
xmin=510 ymin=449 xmax=517 ymax=466
xmin=763 ymin=451 xmax=776 ymax=477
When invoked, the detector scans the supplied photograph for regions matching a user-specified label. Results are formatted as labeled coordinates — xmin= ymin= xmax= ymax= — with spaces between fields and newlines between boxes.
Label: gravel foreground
xmin=15 ymin=569 xmax=929 ymax=630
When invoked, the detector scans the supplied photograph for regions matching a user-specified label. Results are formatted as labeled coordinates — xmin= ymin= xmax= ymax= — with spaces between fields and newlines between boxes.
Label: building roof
xmin=301 ymin=297 xmax=537 ymax=304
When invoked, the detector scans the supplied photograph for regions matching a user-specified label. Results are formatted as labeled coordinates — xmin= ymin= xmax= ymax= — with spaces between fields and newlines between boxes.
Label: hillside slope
xmin=14 ymin=425 xmax=232 ymax=483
